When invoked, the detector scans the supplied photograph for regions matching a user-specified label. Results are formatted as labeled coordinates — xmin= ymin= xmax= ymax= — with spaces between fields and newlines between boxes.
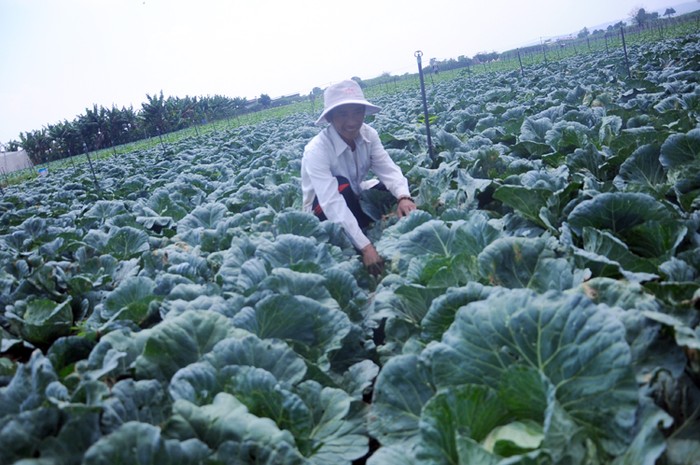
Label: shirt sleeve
xmin=302 ymin=138 xmax=372 ymax=250
xmin=365 ymin=126 xmax=411 ymax=199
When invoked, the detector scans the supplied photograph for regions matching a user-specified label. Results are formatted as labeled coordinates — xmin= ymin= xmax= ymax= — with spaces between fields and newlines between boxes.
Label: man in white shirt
xmin=301 ymin=79 xmax=417 ymax=275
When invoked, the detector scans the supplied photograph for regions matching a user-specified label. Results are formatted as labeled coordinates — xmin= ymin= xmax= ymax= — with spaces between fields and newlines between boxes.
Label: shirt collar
xmin=327 ymin=124 xmax=370 ymax=157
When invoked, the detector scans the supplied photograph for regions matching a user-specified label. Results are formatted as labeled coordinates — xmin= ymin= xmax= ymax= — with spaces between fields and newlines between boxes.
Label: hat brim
xmin=315 ymin=101 xmax=381 ymax=125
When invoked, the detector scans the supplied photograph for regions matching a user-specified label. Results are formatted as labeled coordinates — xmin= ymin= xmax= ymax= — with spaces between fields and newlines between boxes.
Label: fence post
xmin=414 ymin=50 xmax=435 ymax=167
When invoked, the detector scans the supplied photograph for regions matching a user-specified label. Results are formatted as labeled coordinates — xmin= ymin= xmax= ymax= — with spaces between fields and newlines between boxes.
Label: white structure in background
xmin=0 ymin=149 xmax=33 ymax=173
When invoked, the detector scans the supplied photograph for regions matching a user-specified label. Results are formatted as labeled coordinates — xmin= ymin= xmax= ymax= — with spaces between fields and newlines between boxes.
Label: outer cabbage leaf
xmin=492 ymin=185 xmax=553 ymax=229
xmin=478 ymin=236 xmax=579 ymax=291
xmin=613 ymin=144 xmax=668 ymax=195
xmin=519 ymin=117 xmax=552 ymax=144
xmin=218 ymin=256 xmax=269 ymax=295
xmin=566 ymin=192 xmax=685 ymax=259
xmin=567 ymin=192 xmax=676 ymax=235
xmin=104 ymin=226 xmax=151 ymax=260
xmin=169 ymin=362 xmax=369 ymax=464
xmin=599 ymin=115 xmax=623 ymax=146
xmin=255 ymin=268 xmax=339 ymax=312
xmin=662 ymin=126 xmax=700 ymax=159
xmin=176 ymin=203 xmax=230 ymax=247
xmin=100 ymin=276 xmax=159 ymax=323
xmin=28 ymin=406 xmax=103 ymax=465
xmin=169 ymin=361 xmax=221 ymax=405
xmin=90 ymin=328 xmax=151 ymax=378
xmin=100 ymin=379 xmax=171 ymax=434
xmin=417 ymin=384 xmax=512 ymax=464
xmin=82 ymin=421 xmax=211 ymax=465
xmin=368 ymin=354 xmax=435 ymax=448
xmin=373 ymin=210 xmax=434 ymax=258
xmin=295 ymin=380 xmax=369 ymax=464
xmin=205 ymin=333 xmax=307 ymax=385
xmin=425 ymin=289 xmax=639 ymax=456
xmin=453 ymin=171 xmax=494 ymax=209
xmin=0 ymin=350 xmax=58 ymax=417
xmin=377 ymin=213 xmax=501 ymax=286
xmin=134 ymin=204 xmax=176 ymax=232
xmin=571 ymin=227 xmax=660 ymax=282
xmin=231 ymin=294 xmax=352 ymax=371
xmin=71 ymin=337 xmax=129 ymax=382
xmin=0 ymin=408 xmax=62 ymax=464
xmin=0 ymin=351 xmax=94 ymax=464
xmin=366 ymin=445 xmax=420 ymax=465
xmin=145 ymin=188 xmax=188 ymax=221
xmin=421 ymin=282 xmax=495 ymax=342
xmin=659 ymin=128 xmax=700 ymax=209
xmin=610 ymin=396 xmax=673 ymax=465
xmin=255 ymin=234 xmax=340 ymax=273
xmin=82 ymin=200 xmax=129 ymax=224
xmin=372 ymin=283 xmax=446 ymax=328
xmin=6 ymin=297 xmax=73 ymax=345
xmin=273 ymin=210 xmax=327 ymax=240
xmin=134 ymin=310 xmax=234 ymax=381
xmin=164 ymin=392 xmax=307 ymax=465
xmin=370 ymin=282 xmax=447 ymax=354
xmin=322 ymin=268 xmax=368 ymax=323
xmin=177 ymin=202 xmax=228 ymax=232
xmin=545 ymin=120 xmax=591 ymax=154
xmin=218 ymin=365 xmax=313 ymax=439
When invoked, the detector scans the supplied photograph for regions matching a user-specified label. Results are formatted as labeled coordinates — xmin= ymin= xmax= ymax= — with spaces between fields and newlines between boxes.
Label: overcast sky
xmin=0 ymin=0 xmax=690 ymax=144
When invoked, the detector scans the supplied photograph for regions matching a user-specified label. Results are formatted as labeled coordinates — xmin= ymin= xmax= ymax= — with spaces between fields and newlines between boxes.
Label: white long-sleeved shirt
xmin=301 ymin=123 xmax=411 ymax=249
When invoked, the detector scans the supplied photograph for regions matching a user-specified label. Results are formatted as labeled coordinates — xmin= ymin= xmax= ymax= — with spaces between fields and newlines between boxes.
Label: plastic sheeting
xmin=0 ymin=150 xmax=33 ymax=173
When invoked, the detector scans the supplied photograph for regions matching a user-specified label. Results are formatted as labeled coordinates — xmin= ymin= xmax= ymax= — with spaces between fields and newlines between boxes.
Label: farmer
xmin=301 ymin=79 xmax=417 ymax=275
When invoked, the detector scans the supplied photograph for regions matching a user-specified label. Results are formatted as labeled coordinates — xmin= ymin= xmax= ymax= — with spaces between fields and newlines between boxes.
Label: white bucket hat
xmin=315 ymin=79 xmax=381 ymax=125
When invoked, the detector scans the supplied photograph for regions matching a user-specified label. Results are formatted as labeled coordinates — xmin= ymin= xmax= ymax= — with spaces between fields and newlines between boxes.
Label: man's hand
xmin=361 ymin=243 xmax=384 ymax=276
xmin=396 ymin=197 xmax=417 ymax=218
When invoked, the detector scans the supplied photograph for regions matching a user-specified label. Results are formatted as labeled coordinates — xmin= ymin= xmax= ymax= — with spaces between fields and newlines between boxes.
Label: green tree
xmin=104 ymin=105 xmax=137 ymax=148
xmin=19 ymin=128 xmax=51 ymax=164
xmin=632 ymin=8 xmax=648 ymax=27
xmin=48 ymin=120 xmax=81 ymax=159
xmin=258 ymin=94 xmax=272 ymax=108
xmin=632 ymin=8 xmax=659 ymax=28
xmin=77 ymin=104 xmax=109 ymax=151
xmin=4 ymin=140 xmax=21 ymax=152
xmin=140 ymin=91 xmax=169 ymax=137
xmin=232 ymin=96 xmax=248 ymax=114
xmin=664 ymin=7 xmax=676 ymax=18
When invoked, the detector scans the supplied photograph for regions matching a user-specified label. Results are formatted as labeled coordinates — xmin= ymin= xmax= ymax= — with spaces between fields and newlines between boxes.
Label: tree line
xmin=7 ymin=92 xmax=267 ymax=165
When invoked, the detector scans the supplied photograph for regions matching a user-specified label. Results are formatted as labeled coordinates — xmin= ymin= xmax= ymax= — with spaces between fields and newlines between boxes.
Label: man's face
xmin=329 ymin=104 xmax=366 ymax=144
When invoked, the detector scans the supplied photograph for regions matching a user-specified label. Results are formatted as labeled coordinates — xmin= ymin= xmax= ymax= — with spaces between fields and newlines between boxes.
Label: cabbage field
xmin=1 ymin=31 xmax=700 ymax=465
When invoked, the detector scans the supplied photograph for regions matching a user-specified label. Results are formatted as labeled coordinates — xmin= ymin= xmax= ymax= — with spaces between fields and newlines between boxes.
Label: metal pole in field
xmin=0 ymin=145 xmax=5 ymax=194
xmin=541 ymin=38 xmax=548 ymax=64
xmin=83 ymin=142 xmax=101 ymax=193
xmin=414 ymin=50 xmax=435 ymax=166
xmin=517 ymin=49 xmax=524 ymax=77
xmin=620 ymin=26 xmax=631 ymax=79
